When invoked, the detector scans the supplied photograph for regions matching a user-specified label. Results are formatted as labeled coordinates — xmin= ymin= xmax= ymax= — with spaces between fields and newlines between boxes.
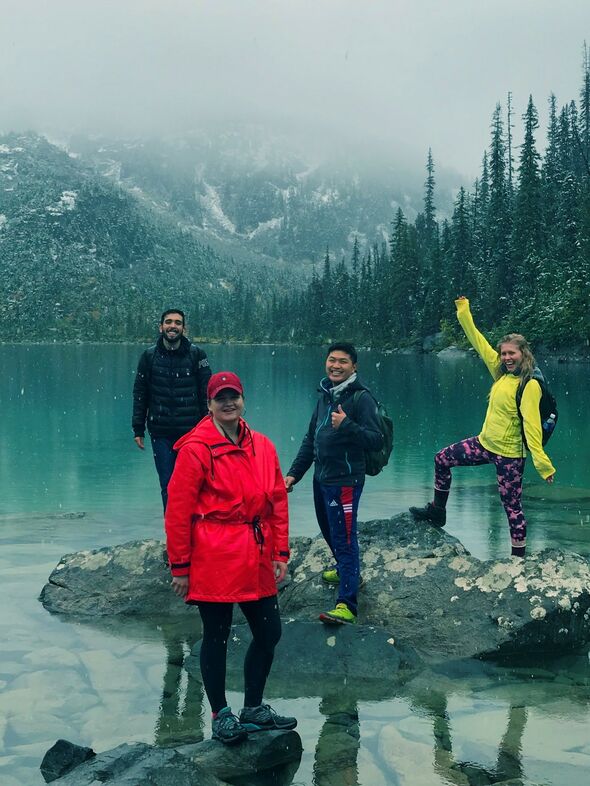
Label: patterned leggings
xmin=434 ymin=436 xmax=527 ymax=545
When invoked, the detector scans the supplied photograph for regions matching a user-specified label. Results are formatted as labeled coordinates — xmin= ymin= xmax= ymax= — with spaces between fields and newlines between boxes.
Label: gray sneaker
xmin=212 ymin=706 xmax=248 ymax=744
xmin=239 ymin=703 xmax=297 ymax=732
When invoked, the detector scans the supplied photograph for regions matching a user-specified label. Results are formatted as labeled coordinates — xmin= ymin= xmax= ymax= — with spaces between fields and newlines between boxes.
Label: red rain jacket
xmin=165 ymin=416 xmax=290 ymax=603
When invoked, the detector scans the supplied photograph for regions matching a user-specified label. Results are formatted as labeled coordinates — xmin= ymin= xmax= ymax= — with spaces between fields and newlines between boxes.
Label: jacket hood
xmin=319 ymin=375 xmax=369 ymax=398
xmin=174 ymin=415 xmax=252 ymax=453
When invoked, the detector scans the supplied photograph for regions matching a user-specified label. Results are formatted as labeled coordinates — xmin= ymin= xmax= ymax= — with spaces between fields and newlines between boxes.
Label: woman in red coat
xmin=165 ymin=371 xmax=296 ymax=745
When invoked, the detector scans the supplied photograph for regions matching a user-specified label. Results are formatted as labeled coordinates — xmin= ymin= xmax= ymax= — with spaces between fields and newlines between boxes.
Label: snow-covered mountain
xmin=69 ymin=128 xmax=457 ymax=267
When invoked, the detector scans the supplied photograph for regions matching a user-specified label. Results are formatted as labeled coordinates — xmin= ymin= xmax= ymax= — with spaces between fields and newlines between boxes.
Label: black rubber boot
xmin=409 ymin=502 xmax=447 ymax=527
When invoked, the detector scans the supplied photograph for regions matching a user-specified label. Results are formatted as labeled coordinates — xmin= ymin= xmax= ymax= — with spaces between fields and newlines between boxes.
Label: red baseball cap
xmin=207 ymin=371 xmax=244 ymax=400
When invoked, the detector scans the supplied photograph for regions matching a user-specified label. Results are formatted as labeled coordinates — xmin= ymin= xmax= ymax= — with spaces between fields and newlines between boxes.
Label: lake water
xmin=1 ymin=343 xmax=589 ymax=785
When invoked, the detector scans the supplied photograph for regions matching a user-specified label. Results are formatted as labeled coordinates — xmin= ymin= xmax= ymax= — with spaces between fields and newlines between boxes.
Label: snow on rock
xmin=200 ymin=182 xmax=236 ymax=234
xmin=46 ymin=191 xmax=78 ymax=215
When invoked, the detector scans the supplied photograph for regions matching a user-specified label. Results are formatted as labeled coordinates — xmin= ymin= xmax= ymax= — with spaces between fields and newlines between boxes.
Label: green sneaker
xmin=321 ymin=569 xmax=365 ymax=588
xmin=319 ymin=602 xmax=357 ymax=625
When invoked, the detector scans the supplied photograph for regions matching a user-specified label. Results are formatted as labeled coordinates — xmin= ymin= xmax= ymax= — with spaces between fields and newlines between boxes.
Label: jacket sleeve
xmin=455 ymin=298 xmax=501 ymax=380
xmin=339 ymin=391 xmax=384 ymax=450
xmin=520 ymin=380 xmax=556 ymax=480
xmin=286 ymin=405 xmax=319 ymax=482
xmin=165 ymin=445 xmax=205 ymax=576
xmin=194 ymin=347 xmax=212 ymax=419
xmin=268 ymin=447 xmax=290 ymax=563
xmin=132 ymin=351 xmax=150 ymax=437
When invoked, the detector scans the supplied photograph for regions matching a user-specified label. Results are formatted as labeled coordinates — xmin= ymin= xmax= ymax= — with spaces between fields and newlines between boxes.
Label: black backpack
xmin=352 ymin=390 xmax=394 ymax=476
xmin=515 ymin=368 xmax=558 ymax=448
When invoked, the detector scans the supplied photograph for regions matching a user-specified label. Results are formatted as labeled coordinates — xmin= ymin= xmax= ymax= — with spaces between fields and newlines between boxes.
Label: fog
xmin=1 ymin=0 xmax=589 ymax=176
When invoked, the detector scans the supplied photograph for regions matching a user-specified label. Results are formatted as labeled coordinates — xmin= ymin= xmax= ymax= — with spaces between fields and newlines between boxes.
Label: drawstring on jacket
xmin=250 ymin=515 xmax=264 ymax=553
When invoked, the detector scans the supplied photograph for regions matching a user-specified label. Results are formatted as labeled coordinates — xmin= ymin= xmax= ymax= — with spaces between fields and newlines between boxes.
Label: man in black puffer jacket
xmin=285 ymin=342 xmax=383 ymax=625
xmin=132 ymin=309 xmax=211 ymax=509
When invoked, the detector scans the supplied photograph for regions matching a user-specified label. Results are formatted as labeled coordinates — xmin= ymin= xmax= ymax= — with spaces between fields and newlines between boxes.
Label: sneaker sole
xmin=319 ymin=612 xmax=356 ymax=625
xmin=212 ymin=731 xmax=248 ymax=745
xmin=241 ymin=720 xmax=298 ymax=733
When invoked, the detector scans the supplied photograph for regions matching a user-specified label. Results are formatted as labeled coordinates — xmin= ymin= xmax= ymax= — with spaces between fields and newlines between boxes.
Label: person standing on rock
xmin=410 ymin=297 xmax=556 ymax=557
xmin=165 ymin=371 xmax=297 ymax=745
xmin=284 ymin=343 xmax=383 ymax=625
xmin=132 ymin=309 xmax=211 ymax=510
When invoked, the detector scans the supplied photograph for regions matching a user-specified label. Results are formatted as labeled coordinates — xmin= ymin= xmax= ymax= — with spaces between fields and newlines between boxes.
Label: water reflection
xmin=313 ymin=694 xmax=360 ymax=786
xmin=425 ymin=692 xmax=527 ymax=785
xmin=153 ymin=630 xmax=204 ymax=747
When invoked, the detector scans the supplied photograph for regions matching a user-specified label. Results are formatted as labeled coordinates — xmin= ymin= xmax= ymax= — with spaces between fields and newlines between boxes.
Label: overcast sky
xmin=1 ymin=0 xmax=589 ymax=177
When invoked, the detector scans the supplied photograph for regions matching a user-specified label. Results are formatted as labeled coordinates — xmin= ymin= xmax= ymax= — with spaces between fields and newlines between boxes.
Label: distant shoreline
xmin=1 ymin=338 xmax=589 ymax=362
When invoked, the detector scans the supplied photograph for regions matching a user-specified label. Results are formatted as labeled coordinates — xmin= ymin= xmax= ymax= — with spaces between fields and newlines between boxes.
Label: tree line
xmin=219 ymin=55 xmax=590 ymax=350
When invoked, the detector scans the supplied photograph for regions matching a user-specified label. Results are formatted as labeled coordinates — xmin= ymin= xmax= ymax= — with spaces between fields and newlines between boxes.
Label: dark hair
xmin=160 ymin=309 xmax=186 ymax=325
xmin=326 ymin=342 xmax=357 ymax=364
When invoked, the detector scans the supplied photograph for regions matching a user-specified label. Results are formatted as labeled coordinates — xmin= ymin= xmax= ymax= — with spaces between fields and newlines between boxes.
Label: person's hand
xmin=456 ymin=295 xmax=467 ymax=300
xmin=273 ymin=561 xmax=288 ymax=584
xmin=171 ymin=575 xmax=189 ymax=597
xmin=331 ymin=405 xmax=347 ymax=429
xmin=545 ymin=474 xmax=555 ymax=484
xmin=284 ymin=476 xmax=296 ymax=493
xmin=134 ymin=436 xmax=145 ymax=450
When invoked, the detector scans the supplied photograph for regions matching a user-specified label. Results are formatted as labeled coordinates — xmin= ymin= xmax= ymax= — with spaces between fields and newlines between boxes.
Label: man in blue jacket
xmin=285 ymin=343 xmax=383 ymax=624
xmin=132 ymin=309 xmax=211 ymax=510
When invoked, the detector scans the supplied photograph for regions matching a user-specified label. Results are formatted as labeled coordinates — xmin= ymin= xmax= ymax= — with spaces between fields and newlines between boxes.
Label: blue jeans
xmin=314 ymin=480 xmax=363 ymax=616
xmin=150 ymin=436 xmax=178 ymax=511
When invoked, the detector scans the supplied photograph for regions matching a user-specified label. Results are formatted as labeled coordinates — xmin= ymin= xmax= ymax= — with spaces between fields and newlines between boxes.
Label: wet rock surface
xmin=40 ymin=738 xmax=95 ymax=782
xmin=39 ymin=539 xmax=193 ymax=618
xmin=185 ymin=619 xmax=420 ymax=698
xmin=280 ymin=515 xmax=590 ymax=660
xmin=41 ymin=732 xmax=302 ymax=786
xmin=40 ymin=514 xmax=590 ymax=661
xmin=40 ymin=741 xmax=227 ymax=785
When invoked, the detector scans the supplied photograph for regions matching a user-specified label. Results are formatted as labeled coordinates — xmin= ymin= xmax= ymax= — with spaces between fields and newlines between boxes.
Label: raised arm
xmin=455 ymin=297 xmax=501 ymax=379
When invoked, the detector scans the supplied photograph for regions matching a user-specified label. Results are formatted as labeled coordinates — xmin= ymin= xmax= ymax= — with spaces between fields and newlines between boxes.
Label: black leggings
xmin=197 ymin=595 xmax=282 ymax=714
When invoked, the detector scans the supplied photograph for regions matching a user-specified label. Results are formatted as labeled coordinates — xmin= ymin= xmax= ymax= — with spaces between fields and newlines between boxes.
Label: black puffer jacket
xmin=132 ymin=336 xmax=211 ymax=440
xmin=287 ymin=376 xmax=383 ymax=487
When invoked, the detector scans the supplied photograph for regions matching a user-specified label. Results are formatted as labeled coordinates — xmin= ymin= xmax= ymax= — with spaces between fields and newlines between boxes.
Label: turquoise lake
xmin=1 ymin=343 xmax=589 ymax=785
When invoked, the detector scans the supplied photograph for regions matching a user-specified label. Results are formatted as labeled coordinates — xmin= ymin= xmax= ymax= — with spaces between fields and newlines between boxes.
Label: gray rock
xmin=39 ymin=515 xmax=590 ymax=661
xmin=40 ymin=738 xmax=95 ymax=782
xmin=42 ymin=741 xmax=227 ymax=786
xmin=39 ymin=539 xmax=193 ymax=618
xmin=422 ymin=332 xmax=445 ymax=352
xmin=39 ymin=537 xmax=312 ymax=619
xmin=178 ymin=730 xmax=302 ymax=782
xmin=280 ymin=515 xmax=590 ymax=660
xmin=42 ymin=733 xmax=303 ymax=786
xmin=437 ymin=345 xmax=471 ymax=358
xmin=184 ymin=619 xmax=418 ymax=699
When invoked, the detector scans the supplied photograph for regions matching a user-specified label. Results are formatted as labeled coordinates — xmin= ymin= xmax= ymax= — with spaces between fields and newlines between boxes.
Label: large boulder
xmin=178 ymin=730 xmax=302 ymax=783
xmin=39 ymin=536 xmax=313 ymax=618
xmin=280 ymin=515 xmax=590 ymax=660
xmin=40 ymin=741 xmax=227 ymax=785
xmin=41 ymin=733 xmax=302 ymax=786
xmin=39 ymin=539 xmax=192 ymax=618
xmin=39 ymin=514 xmax=590 ymax=661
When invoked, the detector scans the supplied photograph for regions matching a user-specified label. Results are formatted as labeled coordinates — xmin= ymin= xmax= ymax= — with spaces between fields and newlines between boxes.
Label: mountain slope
xmin=0 ymin=134 xmax=279 ymax=340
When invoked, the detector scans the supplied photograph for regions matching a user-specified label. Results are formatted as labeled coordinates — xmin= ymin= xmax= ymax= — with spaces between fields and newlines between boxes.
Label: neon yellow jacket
xmin=455 ymin=298 xmax=556 ymax=480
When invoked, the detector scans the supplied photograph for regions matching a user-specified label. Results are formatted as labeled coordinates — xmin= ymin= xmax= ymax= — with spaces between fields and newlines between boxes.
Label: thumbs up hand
xmin=331 ymin=404 xmax=347 ymax=430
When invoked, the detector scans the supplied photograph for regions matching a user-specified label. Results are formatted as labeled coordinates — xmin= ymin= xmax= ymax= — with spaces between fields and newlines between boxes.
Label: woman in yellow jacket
xmin=410 ymin=297 xmax=555 ymax=557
